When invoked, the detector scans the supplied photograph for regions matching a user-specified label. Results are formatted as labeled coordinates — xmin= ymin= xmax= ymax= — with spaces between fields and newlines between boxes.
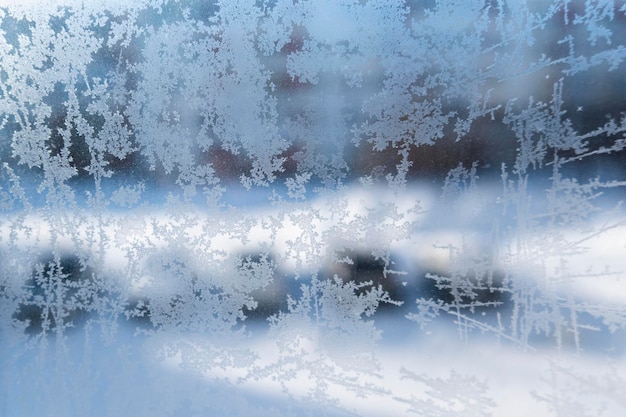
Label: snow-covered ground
xmin=1 ymin=180 xmax=625 ymax=416
xmin=3 ymin=314 xmax=625 ymax=416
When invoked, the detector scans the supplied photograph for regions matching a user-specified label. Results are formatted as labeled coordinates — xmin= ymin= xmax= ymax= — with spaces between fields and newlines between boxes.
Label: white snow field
xmin=1 ymin=181 xmax=625 ymax=416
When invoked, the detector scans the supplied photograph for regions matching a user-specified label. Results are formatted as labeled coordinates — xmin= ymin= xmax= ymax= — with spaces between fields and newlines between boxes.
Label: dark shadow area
xmin=13 ymin=254 xmax=98 ymax=335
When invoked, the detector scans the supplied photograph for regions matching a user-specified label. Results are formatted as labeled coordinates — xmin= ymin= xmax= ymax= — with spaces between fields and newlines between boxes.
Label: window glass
xmin=1 ymin=1 xmax=625 ymax=415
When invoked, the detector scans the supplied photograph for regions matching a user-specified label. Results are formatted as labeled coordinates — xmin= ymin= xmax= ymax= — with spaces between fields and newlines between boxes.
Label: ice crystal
xmin=1 ymin=0 xmax=626 ymax=415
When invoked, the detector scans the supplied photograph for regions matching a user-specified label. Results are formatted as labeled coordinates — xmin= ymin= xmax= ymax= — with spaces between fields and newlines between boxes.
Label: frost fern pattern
xmin=1 ymin=1 xmax=626 ymax=416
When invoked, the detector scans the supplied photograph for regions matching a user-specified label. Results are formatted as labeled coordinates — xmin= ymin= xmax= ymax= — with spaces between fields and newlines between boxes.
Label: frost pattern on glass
xmin=1 ymin=1 xmax=626 ymax=415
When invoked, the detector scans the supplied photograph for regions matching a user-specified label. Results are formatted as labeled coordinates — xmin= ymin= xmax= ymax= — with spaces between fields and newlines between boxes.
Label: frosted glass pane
xmin=1 ymin=1 xmax=625 ymax=415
